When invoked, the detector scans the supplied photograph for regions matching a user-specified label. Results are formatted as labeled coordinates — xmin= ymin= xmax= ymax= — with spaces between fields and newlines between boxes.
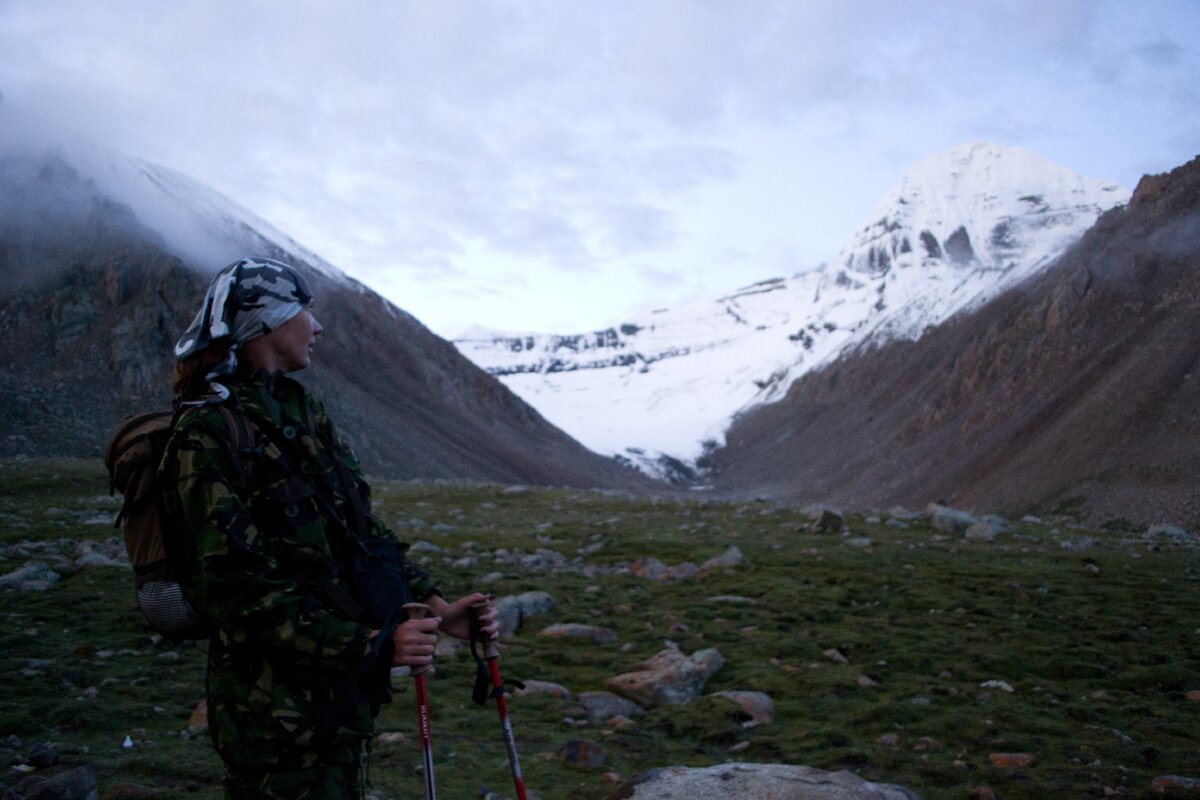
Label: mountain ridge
xmin=455 ymin=142 xmax=1129 ymax=478
xmin=709 ymin=154 xmax=1200 ymax=527
xmin=0 ymin=133 xmax=656 ymax=492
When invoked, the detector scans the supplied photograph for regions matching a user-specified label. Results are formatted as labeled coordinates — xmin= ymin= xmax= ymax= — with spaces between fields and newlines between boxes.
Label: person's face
xmin=243 ymin=307 xmax=323 ymax=373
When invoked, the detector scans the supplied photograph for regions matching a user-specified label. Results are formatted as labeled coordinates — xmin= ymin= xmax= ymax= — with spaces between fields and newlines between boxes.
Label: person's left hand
xmin=427 ymin=592 xmax=500 ymax=642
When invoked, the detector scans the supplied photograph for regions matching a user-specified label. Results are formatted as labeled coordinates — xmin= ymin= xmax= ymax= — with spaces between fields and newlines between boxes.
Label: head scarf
xmin=175 ymin=258 xmax=314 ymax=402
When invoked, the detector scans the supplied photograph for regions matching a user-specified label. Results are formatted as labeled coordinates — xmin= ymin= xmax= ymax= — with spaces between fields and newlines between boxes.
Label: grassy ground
xmin=1 ymin=458 xmax=1198 ymax=799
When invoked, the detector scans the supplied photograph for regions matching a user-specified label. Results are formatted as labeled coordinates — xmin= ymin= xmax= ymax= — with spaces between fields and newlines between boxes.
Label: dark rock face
xmin=0 ymin=153 xmax=655 ymax=491
xmin=711 ymin=156 xmax=1200 ymax=527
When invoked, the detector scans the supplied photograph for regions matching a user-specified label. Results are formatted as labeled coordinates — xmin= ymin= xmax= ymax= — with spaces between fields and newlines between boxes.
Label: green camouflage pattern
xmin=165 ymin=370 xmax=438 ymax=775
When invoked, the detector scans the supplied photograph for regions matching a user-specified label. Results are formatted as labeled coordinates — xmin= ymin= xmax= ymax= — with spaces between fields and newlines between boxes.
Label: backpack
xmin=104 ymin=405 xmax=255 ymax=640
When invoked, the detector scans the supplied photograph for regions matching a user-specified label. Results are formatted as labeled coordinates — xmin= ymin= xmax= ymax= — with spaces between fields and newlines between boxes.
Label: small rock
xmin=577 ymin=691 xmax=644 ymax=721
xmin=727 ymin=741 xmax=750 ymax=753
xmin=561 ymin=739 xmax=605 ymax=769
xmin=610 ymin=763 xmax=918 ymax=799
xmin=1152 ymin=775 xmax=1200 ymax=797
xmin=815 ymin=510 xmax=846 ymax=535
xmin=913 ymin=737 xmax=943 ymax=752
xmin=601 ymin=771 xmax=623 ymax=783
xmin=964 ymin=522 xmax=1000 ymax=542
xmin=185 ymin=700 xmax=208 ymax=734
xmin=980 ymin=680 xmax=1014 ymax=693
xmin=711 ymin=690 xmax=774 ymax=728
xmin=927 ymin=504 xmax=980 ymax=534
xmin=822 ymin=648 xmax=849 ymax=665
xmin=876 ymin=733 xmax=900 ymax=747
xmin=101 ymin=782 xmax=167 ymax=799
xmin=26 ymin=742 xmax=60 ymax=768
xmin=707 ymin=595 xmax=756 ymax=605
xmin=376 ymin=732 xmax=406 ymax=746
xmin=0 ymin=562 xmax=61 ymax=591
xmin=1186 ymin=690 xmax=1200 ymax=703
xmin=699 ymin=546 xmax=744 ymax=571
xmin=857 ymin=675 xmax=880 ymax=688
xmin=1085 ymin=563 xmax=1102 ymax=576
xmin=493 ymin=591 xmax=556 ymax=636
xmin=1146 ymin=524 xmax=1194 ymax=544
xmin=515 ymin=680 xmax=572 ymax=700
xmin=989 ymin=752 xmax=1036 ymax=768
xmin=538 ymin=623 xmax=617 ymax=645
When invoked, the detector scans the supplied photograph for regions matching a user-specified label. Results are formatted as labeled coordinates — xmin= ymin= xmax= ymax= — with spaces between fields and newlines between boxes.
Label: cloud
xmin=2 ymin=0 xmax=1198 ymax=333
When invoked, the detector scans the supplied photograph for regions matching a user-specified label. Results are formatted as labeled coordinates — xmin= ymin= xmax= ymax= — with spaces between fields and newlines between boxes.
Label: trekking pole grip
xmin=470 ymin=600 xmax=500 ymax=659
xmin=403 ymin=602 xmax=434 ymax=675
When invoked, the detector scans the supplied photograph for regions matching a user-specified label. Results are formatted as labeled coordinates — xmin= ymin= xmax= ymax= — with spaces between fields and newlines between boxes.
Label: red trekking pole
xmin=469 ymin=601 xmax=527 ymax=800
xmin=403 ymin=602 xmax=438 ymax=800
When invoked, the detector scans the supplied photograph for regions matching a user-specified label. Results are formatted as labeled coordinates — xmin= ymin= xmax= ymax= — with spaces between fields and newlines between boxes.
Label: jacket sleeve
xmin=308 ymin=398 xmax=443 ymax=602
xmin=171 ymin=410 xmax=372 ymax=669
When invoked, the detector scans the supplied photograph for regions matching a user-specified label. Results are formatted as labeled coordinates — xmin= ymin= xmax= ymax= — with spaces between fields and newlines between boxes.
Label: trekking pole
xmin=469 ymin=600 xmax=528 ymax=800
xmin=403 ymin=602 xmax=438 ymax=800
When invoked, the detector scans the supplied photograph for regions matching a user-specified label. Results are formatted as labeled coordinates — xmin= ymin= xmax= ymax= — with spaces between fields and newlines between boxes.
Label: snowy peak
xmin=840 ymin=141 xmax=1126 ymax=278
xmin=453 ymin=142 xmax=1131 ymax=480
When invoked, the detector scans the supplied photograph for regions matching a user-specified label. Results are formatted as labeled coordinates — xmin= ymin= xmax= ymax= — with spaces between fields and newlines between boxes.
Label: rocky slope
xmin=710 ymin=155 xmax=1200 ymax=527
xmin=455 ymin=142 xmax=1128 ymax=477
xmin=0 ymin=145 xmax=655 ymax=491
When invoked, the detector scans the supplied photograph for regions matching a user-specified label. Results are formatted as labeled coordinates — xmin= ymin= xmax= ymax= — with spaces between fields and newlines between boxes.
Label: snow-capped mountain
xmin=454 ymin=142 xmax=1129 ymax=480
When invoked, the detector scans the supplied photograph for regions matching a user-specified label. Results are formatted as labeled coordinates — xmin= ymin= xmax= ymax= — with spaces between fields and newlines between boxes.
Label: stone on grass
xmin=562 ymin=739 xmax=605 ymax=769
xmin=539 ymin=623 xmax=617 ymax=644
xmin=989 ymin=753 xmax=1035 ymax=768
xmin=1146 ymin=524 xmax=1195 ymax=545
xmin=822 ymin=648 xmax=849 ymax=665
xmin=102 ymin=783 xmax=167 ymax=800
xmin=606 ymin=643 xmax=724 ymax=707
xmin=710 ymin=690 xmax=774 ymax=728
xmin=186 ymin=700 xmax=208 ymax=734
xmin=815 ymin=510 xmax=846 ymax=535
xmin=1151 ymin=775 xmax=1200 ymax=797
xmin=15 ymin=766 xmax=97 ymax=800
xmin=964 ymin=522 xmax=1001 ymax=542
xmin=0 ymin=562 xmax=61 ymax=592
xmin=514 ymin=680 xmax=571 ymax=700
xmin=493 ymin=591 xmax=556 ymax=636
xmin=700 ymin=546 xmax=744 ymax=571
xmin=578 ymin=691 xmax=644 ymax=721
xmin=927 ymin=504 xmax=980 ymax=534
xmin=608 ymin=763 xmax=920 ymax=800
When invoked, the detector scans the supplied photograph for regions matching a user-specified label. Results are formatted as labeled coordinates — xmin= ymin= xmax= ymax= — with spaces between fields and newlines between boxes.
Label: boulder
xmin=493 ymin=591 xmax=556 ymax=636
xmin=606 ymin=643 xmax=724 ymax=707
xmin=607 ymin=763 xmax=920 ymax=799
xmin=16 ymin=766 xmax=97 ymax=800
xmin=927 ymin=504 xmax=980 ymax=533
xmin=815 ymin=510 xmax=846 ymax=535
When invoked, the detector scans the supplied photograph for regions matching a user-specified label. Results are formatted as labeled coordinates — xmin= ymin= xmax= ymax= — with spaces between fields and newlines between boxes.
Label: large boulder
xmin=493 ymin=591 xmax=556 ymax=636
xmin=608 ymin=762 xmax=920 ymax=799
xmin=605 ymin=643 xmax=724 ymax=707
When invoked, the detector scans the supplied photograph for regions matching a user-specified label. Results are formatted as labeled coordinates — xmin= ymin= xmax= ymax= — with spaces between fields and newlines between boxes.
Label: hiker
xmin=166 ymin=257 xmax=498 ymax=799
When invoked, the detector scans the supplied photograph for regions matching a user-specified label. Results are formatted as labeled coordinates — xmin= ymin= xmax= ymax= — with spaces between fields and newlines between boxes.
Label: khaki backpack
xmin=104 ymin=405 xmax=254 ymax=639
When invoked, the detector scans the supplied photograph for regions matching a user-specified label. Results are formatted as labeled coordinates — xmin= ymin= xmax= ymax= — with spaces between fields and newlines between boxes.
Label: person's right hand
xmin=390 ymin=615 xmax=441 ymax=667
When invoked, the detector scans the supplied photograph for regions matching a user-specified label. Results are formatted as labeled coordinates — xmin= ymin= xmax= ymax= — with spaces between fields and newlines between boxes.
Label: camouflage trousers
xmin=223 ymin=758 xmax=364 ymax=800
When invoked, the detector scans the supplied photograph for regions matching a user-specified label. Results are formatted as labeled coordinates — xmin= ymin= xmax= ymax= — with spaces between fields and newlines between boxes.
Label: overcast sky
xmin=2 ymin=1 xmax=1198 ymax=337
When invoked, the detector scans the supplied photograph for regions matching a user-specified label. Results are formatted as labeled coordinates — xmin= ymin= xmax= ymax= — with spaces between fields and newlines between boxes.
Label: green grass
xmin=2 ymin=459 xmax=1198 ymax=799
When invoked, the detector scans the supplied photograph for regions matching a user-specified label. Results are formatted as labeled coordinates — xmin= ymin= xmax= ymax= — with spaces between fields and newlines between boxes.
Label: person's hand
xmin=389 ymin=615 xmax=441 ymax=667
xmin=427 ymin=592 xmax=500 ymax=642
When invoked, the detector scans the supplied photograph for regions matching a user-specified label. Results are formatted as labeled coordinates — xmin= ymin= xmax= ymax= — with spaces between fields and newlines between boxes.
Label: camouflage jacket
xmin=165 ymin=370 xmax=438 ymax=770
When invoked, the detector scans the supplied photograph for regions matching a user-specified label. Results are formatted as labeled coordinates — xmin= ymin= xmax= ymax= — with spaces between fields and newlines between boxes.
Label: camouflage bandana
xmin=175 ymin=258 xmax=314 ymax=402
